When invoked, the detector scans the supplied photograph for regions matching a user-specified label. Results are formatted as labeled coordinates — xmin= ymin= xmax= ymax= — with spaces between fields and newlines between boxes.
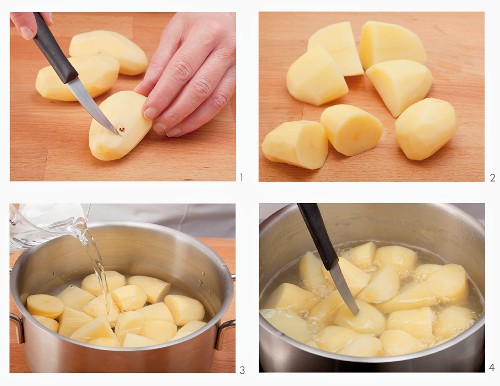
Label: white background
xmin=1 ymin=0 xmax=498 ymax=384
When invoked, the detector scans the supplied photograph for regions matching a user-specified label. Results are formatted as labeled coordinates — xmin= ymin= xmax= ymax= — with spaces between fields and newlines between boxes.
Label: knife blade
xmin=297 ymin=203 xmax=359 ymax=316
xmin=32 ymin=13 xmax=118 ymax=135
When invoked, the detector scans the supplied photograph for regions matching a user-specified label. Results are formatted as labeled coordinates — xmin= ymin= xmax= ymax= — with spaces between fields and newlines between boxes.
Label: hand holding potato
xmin=10 ymin=12 xmax=53 ymax=40
xmin=135 ymin=12 xmax=236 ymax=138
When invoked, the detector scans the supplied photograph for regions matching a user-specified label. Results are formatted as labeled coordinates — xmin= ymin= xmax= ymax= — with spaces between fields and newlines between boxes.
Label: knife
xmin=297 ymin=203 xmax=359 ymax=316
xmin=32 ymin=13 xmax=118 ymax=135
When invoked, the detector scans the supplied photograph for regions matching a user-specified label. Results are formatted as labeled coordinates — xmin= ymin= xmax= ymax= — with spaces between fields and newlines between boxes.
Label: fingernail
xmin=20 ymin=26 xmax=35 ymax=40
xmin=166 ymin=128 xmax=183 ymax=138
xmin=153 ymin=122 xmax=167 ymax=133
xmin=144 ymin=107 xmax=157 ymax=120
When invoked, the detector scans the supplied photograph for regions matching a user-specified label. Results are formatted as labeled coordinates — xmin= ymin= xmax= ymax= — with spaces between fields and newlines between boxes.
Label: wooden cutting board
xmin=259 ymin=12 xmax=484 ymax=182
xmin=10 ymin=13 xmax=235 ymax=181
xmin=9 ymin=237 xmax=236 ymax=373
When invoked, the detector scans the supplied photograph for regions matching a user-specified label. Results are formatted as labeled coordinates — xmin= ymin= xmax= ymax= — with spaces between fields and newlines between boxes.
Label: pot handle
xmin=215 ymin=319 xmax=235 ymax=351
xmin=10 ymin=313 xmax=25 ymax=344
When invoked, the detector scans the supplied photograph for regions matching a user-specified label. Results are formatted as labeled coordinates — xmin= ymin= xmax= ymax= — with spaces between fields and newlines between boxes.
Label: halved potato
xmin=128 ymin=275 xmax=172 ymax=304
xmin=111 ymin=284 xmax=148 ymax=311
xmin=347 ymin=242 xmax=377 ymax=269
xmin=357 ymin=265 xmax=400 ymax=304
xmin=427 ymin=264 xmax=468 ymax=305
xmin=58 ymin=306 xmax=94 ymax=337
xmin=33 ymin=315 xmax=59 ymax=332
xmin=373 ymin=245 xmax=417 ymax=277
xmin=70 ymin=316 xmax=117 ymax=343
xmin=27 ymin=294 xmax=64 ymax=319
xmin=264 ymin=283 xmax=318 ymax=315
xmin=114 ymin=311 xmax=145 ymax=341
xmin=136 ymin=302 xmax=174 ymax=322
xmin=57 ymin=285 xmax=95 ymax=312
xmin=377 ymin=282 xmax=437 ymax=314
xmin=164 ymin=295 xmax=205 ymax=326
xmin=171 ymin=320 xmax=207 ymax=341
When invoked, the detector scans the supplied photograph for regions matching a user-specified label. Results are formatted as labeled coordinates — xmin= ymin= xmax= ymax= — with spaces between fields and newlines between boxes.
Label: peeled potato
xmin=359 ymin=21 xmax=427 ymax=70
xmin=307 ymin=22 xmax=363 ymax=76
xmin=366 ymin=60 xmax=433 ymax=118
xmin=264 ymin=283 xmax=318 ymax=315
xmin=128 ymin=276 xmax=172 ymax=304
xmin=347 ymin=242 xmax=377 ymax=269
xmin=262 ymin=121 xmax=329 ymax=170
xmin=337 ymin=257 xmax=371 ymax=295
xmin=287 ymin=47 xmax=348 ymax=106
xmin=122 ymin=333 xmax=158 ymax=348
xmin=172 ymin=320 xmax=207 ymax=341
xmin=35 ymin=55 xmax=119 ymax=101
xmin=387 ymin=307 xmax=435 ymax=341
xmin=334 ymin=300 xmax=386 ymax=335
xmin=433 ymin=306 xmax=476 ymax=340
xmin=428 ymin=264 xmax=468 ymax=305
xmin=27 ymin=294 xmax=64 ymax=319
xmin=111 ymin=285 xmax=148 ymax=311
xmin=395 ymin=98 xmax=457 ymax=160
xmin=414 ymin=264 xmax=442 ymax=282
xmin=337 ymin=334 xmax=384 ymax=357
xmin=260 ymin=309 xmax=311 ymax=344
xmin=136 ymin=302 xmax=174 ymax=323
xmin=81 ymin=271 xmax=126 ymax=296
xmin=89 ymin=337 xmax=120 ymax=347
xmin=380 ymin=329 xmax=425 ymax=356
xmin=299 ymin=251 xmax=331 ymax=296
xmin=316 ymin=325 xmax=357 ymax=352
xmin=114 ymin=311 xmax=144 ymax=341
xmin=377 ymin=282 xmax=437 ymax=314
xmin=373 ymin=245 xmax=417 ymax=277
xmin=320 ymin=104 xmax=383 ymax=156
xmin=308 ymin=290 xmax=345 ymax=327
xmin=83 ymin=294 xmax=120 ymax=327
xmin=58 ymin=306 xmax=94 ymax=337
xmin=70 ymin=316 xmax=117 ymax=343
xmin=57 ymin=285 xmax=95 ymax=311
xmin=164 ymin=295 xmax=205 ymax=326
xmin=33 ymin=315 xmax=59 ymax=332
xmin=140 ymin=320 xmax=177 ymax=343
xmin=69 ymin=30 xmax=148 ymax=75
xmin=357 ymin=265 xmax=400 ymax=304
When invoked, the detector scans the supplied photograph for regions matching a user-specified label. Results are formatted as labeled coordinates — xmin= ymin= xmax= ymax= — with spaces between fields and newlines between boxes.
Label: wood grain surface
xmin=10 ymin=237 xmax=236 ymax=373
xmin=10 ymin=13 xmax=235 ymax=181
xmin=259 ymin=12 xmax=484 ymax=182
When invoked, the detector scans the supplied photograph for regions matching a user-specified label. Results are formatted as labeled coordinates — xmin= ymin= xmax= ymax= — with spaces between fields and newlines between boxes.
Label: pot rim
xmin=11 ymin=221 xmax=234 ymax=351
xmin=259 ymin=203 xmax=485 ymax=363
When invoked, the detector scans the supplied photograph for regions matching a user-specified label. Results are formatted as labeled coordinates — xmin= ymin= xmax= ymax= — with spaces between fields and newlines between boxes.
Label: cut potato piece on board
xmin=321 ymin=104 xmax=383 ymax=156
xmin=128 ymin=275 xmax=172 ymax=304
xmin=373 ymin=245 xmax=417 ymax=277
xmin=387 ymin=307 xmax=435 ymax=341
xmin=81 ymin=271 xmax=126 ymax=296
xmin=433 ymin=306 xmax=476 ymax=340
xmin=366 ymin=60 xmax=433 ymax=118
xmin=334 ymin=300 xmax=386 ymax=335
xmin=35 ymin=55 xmax=119 ymax=101
xmin=122 ymin=333 xmax=158 ymax=347
xmin=414 ymin=264 xmax=442 ymax=282
xmin=262 ymin=121 xmax=329 ymax=170
xmin=89 ymin=91 xmax=153 ymax=161
xmin=164 ymin=295 xmax=205 ymax=326
xmin=70 ymin=316 xmax=117 ymax=343
xmin=428 ymin=264 xmax=468 ymax=305
xmin=69 ymin=30 xmax=148 ymax=75
xmin=396 ymin=98 xmax=457 ymax=160
xmin=380 ymin=329 xmax=425 ymax=356
xmin=358 ymin=265 xmax=400 ymax=304
xmin=136 ymin=302 xmax=174 ymax=323
xmin=83 ymin=294 xmax=120 ymax=327
xmin=172 ymin=320 xmax=207 ymax=341
xmin=27 ymin=294 xmax=64 ymax=319
xmin=299 ymin=251 xmax=332 ymax=296
xmin=377 ymin=282 xmax=437 ymax=313
xmin=89 ymin=337 xmax=120 ymax=347
xmin=359 ymin=21 xmax=427 ymax=70
xmin=308 ymin=290 xmax=345 ymax=327
xmin=33 ymin=315 xmax=59 ymax=332
xmin=307 ymin=22 xmax=363 ymax=76
xmin=111 ymin=284 xmax=148 ymax=311
xmin=338 ymin=257 xmax=371 ymax=295
xmin=316 ymin=325 xmax=357 ymax=353
xmin=338 ymin=335 xmax=384 ymax=357
xmin=58 ymin=306 xmax=94 ymax=337
xmin=114 ymin=311 xmax=144 ymax=341
xmin=347 ymin=242 xmax=377 ymax=269
xmin=57 ymin=285 xmax=95 ymax=311
xmin=140 ymin=320 xmax=177 ymax=343
xmin=287 ymin=47 xmax=348 ymax=106
xmin=264 ymin=283 xmax=318 ymax=315
xmin=260 ymin=309 xmax=311 ymax=344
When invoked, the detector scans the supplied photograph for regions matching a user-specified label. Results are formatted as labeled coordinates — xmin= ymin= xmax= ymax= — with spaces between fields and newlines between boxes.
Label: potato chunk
xmin=70 ymin=316 xmax=117 ymax=343
xmin=414 ymin=264 xmax=442 ymax=282
xmin=128 ymin=276 xmax=172 ymax=304
xmin=111 ymin=284 xmax=148 ymax=311
xmin=380 ymin=329 xmax=425 ymax=356
xmin=377 ymin=282 xmax=437 ymax=314
xmin=140 ymin=320 xmax=177 ymax=343
xmin=69 ymin=30 xmax=148 ymax=75
xmin=337 ymin=257 xmax=371 ymax=295
xmin=373 ymin=245 xmax=417 ymax=277
xmin=35 ymin=55 xmax=119 ymax=101
xmin=33 ymin=315 xmax=59 ymax=332
xmin=286 ymin=47 xmax=348 ymax=106
xmin=264 ymin=283 xmax=318 ymax=315
xmin=387 ymin=307 xmax=435 ymax=341
xmin=89 ymin=91 xmax=153 ymax=161
xmin=359 ymin=21 xmax=427 ymax=70
xmin=357 ymin=265 xmax=400 ymax=304
xmin=164 ymin=295 xmax=205 ymax=326
xmin=347 ymin=242 xmax=377 ymax=269
xmin=334 ymin=300 xmax=386 ymax=335
xmin=433 ymin=306 xmax=476 ymax=340
xmin=58 ymin=306 xmax=94 ymax=337
xmin=27 ymin=294 xmax=64 ymax=319
xmin=57 ymin=285 xmax=95 ymax=311
xmin=337 ymin=335 xmax=384 ymax=357
xmin=308 ymin=290 xmax=345 ymax=327
xmin=395 ymin=98 xmax=457 ymax=160
xmin=299 ymin=251 xmax=332 ymax=296
xmin=316 ymin=325 xmax=357 ymax=352
xmin=366 ymin=60 xmax=433 ymax=118
xmin=122 ymin=333 xmax=158 ymax=348
xmin=89 ymin=337 xmax=120 ymax=347
xmin=307 ymin=22 xmax=363 ymax=76
xmin=114 ymin=311 xmax=145 ymax=341
xmin=136 ymin=302 xmax=174 ymax=323
xmin=83 ymin=294 xmax=120 ymax=327
xmin=262 ymin=121 xmax=328 ymax=170
xmin=81 ymin=271 xmax=126 ymax=296
xmin=260 ymin=309 xmax=311 ymax=344
xmin=320 ymin=105 xmax=383 ymax=156
xmin=172 ymin=320 xmax=207 ymax=341
xmin=428 ymin=264 xmax=468 ymax=305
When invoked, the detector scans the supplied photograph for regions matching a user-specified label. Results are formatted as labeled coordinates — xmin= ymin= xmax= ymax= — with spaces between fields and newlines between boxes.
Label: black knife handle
xmin=33 ymin=12 xmax=78 ymax=84
xmin=297 ymin=203 xmax=339 ymax=271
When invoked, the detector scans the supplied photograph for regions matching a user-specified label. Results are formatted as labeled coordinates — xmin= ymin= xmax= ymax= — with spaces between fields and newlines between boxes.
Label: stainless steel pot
xmin=10 ymin=222 xmax=235 ymax=373
xmin=259 ymin=204 xmax=485 ymax=372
